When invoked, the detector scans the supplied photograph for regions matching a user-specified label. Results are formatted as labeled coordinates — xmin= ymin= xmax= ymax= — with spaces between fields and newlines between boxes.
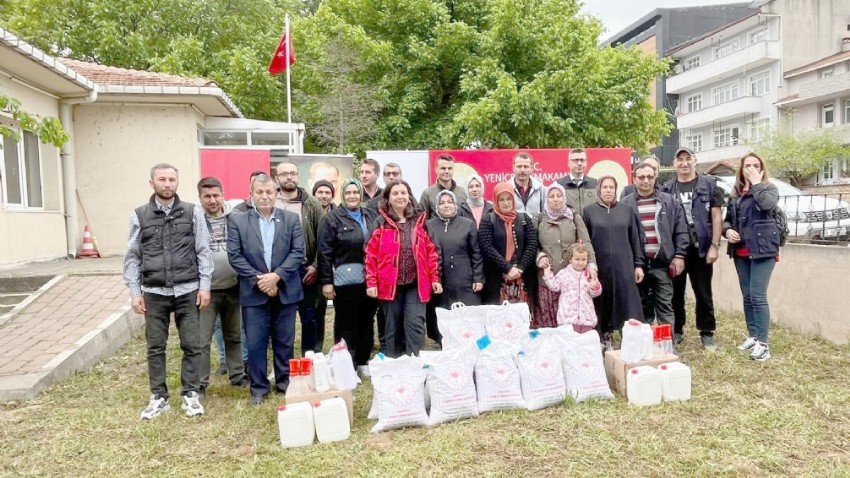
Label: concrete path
xmin=0 ymin=257 xmax=141 ymax=401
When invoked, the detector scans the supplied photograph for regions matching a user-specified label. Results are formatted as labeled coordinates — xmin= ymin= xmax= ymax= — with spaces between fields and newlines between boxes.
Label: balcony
xmin=677 ymin=96 xmax=764 ymax=130
xmin=667 ymin=40 xmax=781 ymax=94
xmin=779 ymin=72 xmax=850 ymax=108
xmin=693 ymin=144 xmax=752 ymax=164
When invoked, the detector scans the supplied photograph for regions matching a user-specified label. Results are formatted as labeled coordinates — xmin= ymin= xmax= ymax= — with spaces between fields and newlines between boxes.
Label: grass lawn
xmin=1 ymin=308 xmax=849 ymax=478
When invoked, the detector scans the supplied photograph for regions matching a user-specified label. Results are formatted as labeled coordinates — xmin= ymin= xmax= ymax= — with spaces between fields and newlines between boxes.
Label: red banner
xmin=200 ymin=148 xmax=271 ymax=200
xmin=428 ymin=148 xmax=633 ymax=199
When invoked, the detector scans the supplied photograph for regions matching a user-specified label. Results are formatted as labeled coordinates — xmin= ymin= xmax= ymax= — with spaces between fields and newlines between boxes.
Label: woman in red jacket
xmin=365 ymin=180 xmax=442 ymax=357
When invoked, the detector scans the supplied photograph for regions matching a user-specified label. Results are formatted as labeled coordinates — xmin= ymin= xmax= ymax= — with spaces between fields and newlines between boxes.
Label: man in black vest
xmin=124 ymin=163 xmax=213 ymax=420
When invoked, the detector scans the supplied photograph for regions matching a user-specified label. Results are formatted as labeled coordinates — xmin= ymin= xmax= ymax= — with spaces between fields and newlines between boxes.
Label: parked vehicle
xmin=714 ymin=176 xmax=850 ymax=242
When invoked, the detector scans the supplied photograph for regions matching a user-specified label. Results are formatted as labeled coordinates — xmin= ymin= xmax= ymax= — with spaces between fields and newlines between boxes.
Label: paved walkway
xmin=0 ymin=258 xmax=140 ymax=401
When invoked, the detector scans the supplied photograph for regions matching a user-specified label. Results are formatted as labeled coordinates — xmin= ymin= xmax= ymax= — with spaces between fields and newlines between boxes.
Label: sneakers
xmin=181 ymin=391 xmax=205 ymax=417
xmin=738 ymin=337 xmax=758 ymax=351
xmin=700 ymin=335 xmax=717 ymax=351
xmin=140 ymin=394 xmax=170 ymax=420
xmin=750 ymin=341 xmax=771 ymax=362
xmin=357 ymin=365 xmax=370 ymax=378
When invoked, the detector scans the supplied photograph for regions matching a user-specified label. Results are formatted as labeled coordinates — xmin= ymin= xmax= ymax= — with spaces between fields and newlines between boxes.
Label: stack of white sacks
xmin=366 ymin=302 xmax=615 ymax=433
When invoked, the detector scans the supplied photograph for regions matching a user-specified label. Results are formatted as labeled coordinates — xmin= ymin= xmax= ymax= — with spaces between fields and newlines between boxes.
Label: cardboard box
xmin=285 ymin=388 xmax=354 ymax=425
xmin=604 ymin=350 xmax=679 ymax=397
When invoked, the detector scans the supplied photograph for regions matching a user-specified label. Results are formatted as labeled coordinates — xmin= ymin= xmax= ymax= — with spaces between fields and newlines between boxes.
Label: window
xmin=749 ymin=71 xmax=771 ymax=96
xmin=713 ymin=39 xmax=740 ymax=60
xmin=821 ymin=68 xmax=834 ymax=79
xmin=713 ymin=126 xmax=740 ymax=148
xmin=250 ymin=132 xmax=291 ymax=146
xmin=749 ymin=28 xmax=768 ymax=44
xmin=844 ymin=99 xmax=850 ymax=124
xmin=822 ymin=160 xmax=835 ymax=181
xmin=683 ymin=55 xmax=701 ymax=71
xmin=713 ymin=82 xmax=740 ymax=105
xmin=1 ymin=131 xmax=43 ymax=208
xmin=201 ymin=131 xmax=248 ymax=146
xmin=686 ymin=94 xmax=703 ymax=113
xmin=822 ymin=104 xmax=835 ymax=128
xmin=686 ymin=134 xmax=703 ymax=152
xmin=751 ymin=118 xmax=771 ymax=142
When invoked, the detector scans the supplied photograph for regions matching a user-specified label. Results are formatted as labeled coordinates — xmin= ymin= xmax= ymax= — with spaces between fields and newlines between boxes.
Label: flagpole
xmin=285 ymin=14 xmax=293 ymax=148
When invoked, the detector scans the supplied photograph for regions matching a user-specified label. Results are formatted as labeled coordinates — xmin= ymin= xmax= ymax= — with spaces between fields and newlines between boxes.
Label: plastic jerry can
xmin=620 ymin=319 xmax=643 ymax=364
xmin=626 ymin=365 xmax=662 ymax=406
xmin=278 ymin=402 xmax=315 ymax=448
xmin=313 ymin=397 xmax=351 ymax=444
xmin=659 ymin=362 xmax=691 ymax=402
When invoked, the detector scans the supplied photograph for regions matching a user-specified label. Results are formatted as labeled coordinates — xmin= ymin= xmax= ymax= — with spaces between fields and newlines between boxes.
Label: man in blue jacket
xmin=228 ymin=173 xmax=305 ymax=405
xmin=622 ymin=162 xmax=688 ymax=338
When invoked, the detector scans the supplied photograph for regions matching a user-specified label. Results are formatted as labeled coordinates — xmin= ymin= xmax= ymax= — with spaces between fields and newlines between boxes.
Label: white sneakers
xmin=140 ymin=395 xmax=170 ymax=420
xmin=738 ymin=337 xmax=758 ymax=351
xmin=750 ymin=341 xmax=771 ymax=362
xmin=181 ymin=391 xmax=205 ymax=417
xmin=356 ymin=365 xmax=370 ymax=378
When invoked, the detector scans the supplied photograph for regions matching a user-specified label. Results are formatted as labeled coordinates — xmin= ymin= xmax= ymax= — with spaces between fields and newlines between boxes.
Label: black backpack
xmin=770 ymin=208 xmax=790 ymax=247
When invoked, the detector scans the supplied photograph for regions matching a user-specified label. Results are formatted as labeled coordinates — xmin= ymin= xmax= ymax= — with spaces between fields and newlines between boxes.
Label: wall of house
xmin=768 ymin=0 xmax=850 ymax=72
xmin=72 ymin=104 xmax=205 ymax=256
xmin=0 ymin=78 xmax=67 ymax=266
xmin=709 ymin=241 xmax=850 ymax=345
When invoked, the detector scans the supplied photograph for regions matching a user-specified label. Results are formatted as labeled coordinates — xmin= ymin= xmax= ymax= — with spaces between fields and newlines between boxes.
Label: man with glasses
xmin=621 ymin=155 xmax=661 ymax=199
xmin=275 ymin=162 xmax=324 ymax=353
xmin=557 ymin=148 xmax=597 ymax=216
xmin=660 ymin=147 xmax=724 ymax=351
xmin=622 ymin=162 xmax=688 ymax=344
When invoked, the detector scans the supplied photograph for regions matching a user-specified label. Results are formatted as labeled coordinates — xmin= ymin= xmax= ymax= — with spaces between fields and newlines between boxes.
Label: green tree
xmin=757 ymin=127 xmax=850 ymax=187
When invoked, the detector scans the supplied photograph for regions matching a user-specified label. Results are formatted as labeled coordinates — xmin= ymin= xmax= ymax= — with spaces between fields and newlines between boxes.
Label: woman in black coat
xmin=478 ymin=182 xmax=539 ymax=308
xmin=427 ymin=190 xmax=485 ymax=307
xmin=317 ymin=178 xmax=379 ymax=373
xmin=581 ymin=175 xmax=645 ymax=352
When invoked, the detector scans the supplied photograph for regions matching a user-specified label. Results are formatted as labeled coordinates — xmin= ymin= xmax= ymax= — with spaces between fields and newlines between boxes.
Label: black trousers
xmin=143 ymin=291 xmax=202 ymax=399
xmin=314 ymin=294 xmax=328 ymax=353
xmin=672 ymin=245 xmax=716 ymax=337
xmin=333 ymin=284 xmax=379 ymax=366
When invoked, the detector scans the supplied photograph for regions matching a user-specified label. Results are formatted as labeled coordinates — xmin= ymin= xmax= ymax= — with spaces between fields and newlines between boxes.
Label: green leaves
xmin=0 ymin=94 xmax=70 ymax=147
xmin=756 ymin=118 xmax=850 ymax=186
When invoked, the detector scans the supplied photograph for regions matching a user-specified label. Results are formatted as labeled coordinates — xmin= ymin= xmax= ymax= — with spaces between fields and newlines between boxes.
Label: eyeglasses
xmin=277 ymin=171 xmax=298 ymax=177
xmin=635 ymin=175 xmax=655 ymax=181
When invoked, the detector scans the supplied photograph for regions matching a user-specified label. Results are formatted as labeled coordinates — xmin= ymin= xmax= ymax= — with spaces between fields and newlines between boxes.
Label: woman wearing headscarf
xmin=365 ymin=180 xmax=442 ymax=357
xmin=533 ymin=182 xmax=596 ymax=329
xmin=581 ymin=176 xmax=645 ymax=351
xmin=317 ymin=178 xmax=379 ymax=374
xmin=459 ymin=175 xmax=493 ymax=228
xmin=478 ymin=182 xmax=539 ymax=307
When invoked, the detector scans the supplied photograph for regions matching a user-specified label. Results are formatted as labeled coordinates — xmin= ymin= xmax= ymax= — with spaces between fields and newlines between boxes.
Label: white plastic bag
xmin=329 ymin=339 xmax=360 ymax=391
xmin=436 ymin=303 xmax=489 ymax=350
xmin=367 ymin=353 xmax=393 ymax=420
xmin=422 ymin=347 xmax=479 ymax=425
xmin=517 ymin=335 xmax=567 ymax=411
xmin=474 ymin=336 xmax=526 ymax=412
xmin=370 ymin=355 xmax=429 ymax=433
xmin=484 ymin=301 xmax=531 ymax=341
xmin=558 ymin=330 xmax=614 ymax=402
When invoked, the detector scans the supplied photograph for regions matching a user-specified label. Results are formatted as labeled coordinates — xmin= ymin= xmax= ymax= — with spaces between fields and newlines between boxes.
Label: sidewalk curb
xmin=0 ymin=275 xmax=64 ymax=327
xmin=0 ymin=303 xmax=143 ymax=402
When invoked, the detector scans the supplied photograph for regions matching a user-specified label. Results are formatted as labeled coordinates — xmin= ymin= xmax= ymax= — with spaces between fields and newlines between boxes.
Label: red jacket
xmin=365 ymin=209 xmax=440 ymax=302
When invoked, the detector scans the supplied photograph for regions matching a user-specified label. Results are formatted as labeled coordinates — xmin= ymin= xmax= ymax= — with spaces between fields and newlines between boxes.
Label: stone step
xmin=0 ymin=275 xmax=54 ymax=293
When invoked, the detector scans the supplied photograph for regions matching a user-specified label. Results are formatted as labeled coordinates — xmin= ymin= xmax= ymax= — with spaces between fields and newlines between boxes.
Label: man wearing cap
xmin=556 ymin=148 xmax=598 ymax=216
xmin=313 ymin=179 xmax=336 ymax=214
xmin=660 ymin=147 xmax=724 ymax=351
xmin=275 ymin=161 xmax=324 ymax=354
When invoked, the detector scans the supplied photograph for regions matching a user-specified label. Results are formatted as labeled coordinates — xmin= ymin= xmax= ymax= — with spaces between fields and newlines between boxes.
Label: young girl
xmin=542 ymin=243 xmax=602 ymax=333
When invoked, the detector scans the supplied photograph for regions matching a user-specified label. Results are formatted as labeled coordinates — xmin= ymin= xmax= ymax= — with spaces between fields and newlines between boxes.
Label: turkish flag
xmin=268 ymin=33 xmax=295 ymax=75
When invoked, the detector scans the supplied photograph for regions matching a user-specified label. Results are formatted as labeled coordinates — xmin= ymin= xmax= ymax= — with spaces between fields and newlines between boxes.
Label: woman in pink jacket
xmin=542 ymin=243 xmax=602 ymax=333
xmin=365 ymin=180 xmax=442 ymax=357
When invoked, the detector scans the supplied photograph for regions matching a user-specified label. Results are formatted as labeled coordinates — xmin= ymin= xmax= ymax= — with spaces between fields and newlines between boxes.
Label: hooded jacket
xmin=205 ymin=201 xmax=240 ymax=290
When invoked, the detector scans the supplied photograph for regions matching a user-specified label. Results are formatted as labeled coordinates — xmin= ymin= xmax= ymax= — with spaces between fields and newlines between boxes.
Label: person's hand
xmin=537 ymin=255 xmax=550 ymax=269
xmin=744 ymin=166 xmax=764 ymax=185
xmin=587 ymin=268 xmax=598 ymax=281
xmin=472 ymin=282 xmax=483 ymax=293
xmin=634 ymin=267 xmax=644 ymax=284
xmin=505 ymin=266 xmax=522 ymax=281
xmin=303 ymin=265 xmax=318 ymax=285
xmin=432 ymin=282 xmax=443 ymax=294
xmin=257 ymin=273 xmax=280 ymax=293
xmin=322 ymin=284 xmax=336 ymax=300
xmin=726 ymin=229 xmax=741 ymax=244
xmin=131 ymin=296 xmax=146 ymax=315
xmin=265 ymin=285 xmax=278 ymax=297
xmin=671 ymin=257 xmax=685 ymax=276
xmin=589 ymin=278 xmax=600 ymax=289
xmin=366 ymin=287 xmax=378 ymax=298
xmin=707 ymin=246 xmax=719 ymax=264
xmin=196 ymin=289 xmax=211 ymax=310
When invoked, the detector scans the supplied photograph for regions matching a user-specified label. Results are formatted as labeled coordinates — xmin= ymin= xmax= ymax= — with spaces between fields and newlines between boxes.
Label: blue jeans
xmin=734 ymin=256 xmax=775 ymax=343
xmin=213 ymin=315 xmax=226 ymax=368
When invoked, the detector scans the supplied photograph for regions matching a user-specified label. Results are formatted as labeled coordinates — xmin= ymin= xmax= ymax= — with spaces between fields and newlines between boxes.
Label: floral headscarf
xmin=544 ymin=182 xmax=574 ymax=221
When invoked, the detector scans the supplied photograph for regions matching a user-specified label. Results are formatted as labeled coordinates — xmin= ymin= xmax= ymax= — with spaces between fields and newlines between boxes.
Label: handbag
xmin=333 ymin=263 xmax=365 ymax=287
xmin=499 ymin=277 xmax=529 ymax=305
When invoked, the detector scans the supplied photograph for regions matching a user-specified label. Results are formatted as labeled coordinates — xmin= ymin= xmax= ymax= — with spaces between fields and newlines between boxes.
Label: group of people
xmin=124 ymin=147 xmax=780 ymax=419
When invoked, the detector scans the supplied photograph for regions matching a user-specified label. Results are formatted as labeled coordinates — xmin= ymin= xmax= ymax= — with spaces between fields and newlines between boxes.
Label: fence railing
xmin=776 ymin=193 xmax=850 ymax=245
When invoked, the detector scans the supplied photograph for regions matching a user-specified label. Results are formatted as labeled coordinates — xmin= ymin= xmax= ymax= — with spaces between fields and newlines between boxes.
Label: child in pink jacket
xmin=542 ymin=243 xmax=602 ymax=333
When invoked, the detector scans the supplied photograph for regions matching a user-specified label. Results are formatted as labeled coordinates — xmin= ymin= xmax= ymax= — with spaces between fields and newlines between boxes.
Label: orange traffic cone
xmin=77 ymin=225 xmax=100 ymax=258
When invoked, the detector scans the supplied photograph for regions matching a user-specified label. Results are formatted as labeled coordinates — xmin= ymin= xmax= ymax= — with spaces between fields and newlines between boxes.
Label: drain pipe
xmin=58 ymin=89 xmax=97 ymax=259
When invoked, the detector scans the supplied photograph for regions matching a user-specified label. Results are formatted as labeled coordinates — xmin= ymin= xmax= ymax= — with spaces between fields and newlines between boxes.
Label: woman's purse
xmin=499 ymin=277 xmax=528 ymax=304
xmin=333 ymin=263 xmax=365 ymax=287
